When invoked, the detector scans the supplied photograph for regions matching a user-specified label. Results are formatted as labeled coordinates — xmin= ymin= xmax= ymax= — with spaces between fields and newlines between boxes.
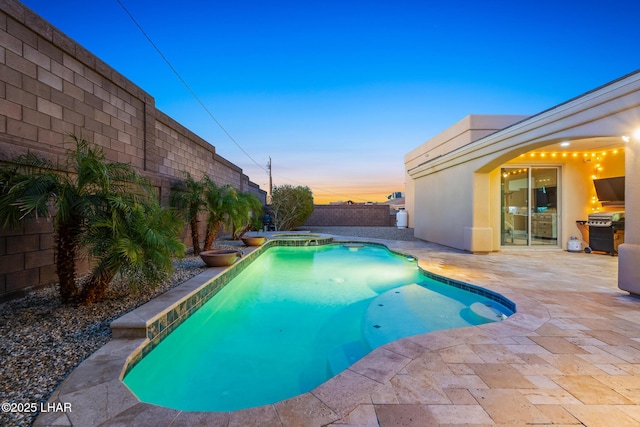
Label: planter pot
xmin=241 ymin=236 xmax=267 ymax=246
xmin=199 ymin=250 xmax=241 ymax=267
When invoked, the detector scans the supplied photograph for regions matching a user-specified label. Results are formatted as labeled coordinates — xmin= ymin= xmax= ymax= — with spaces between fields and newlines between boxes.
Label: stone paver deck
xmin=35 ymin=236 xmax=640 ymax=426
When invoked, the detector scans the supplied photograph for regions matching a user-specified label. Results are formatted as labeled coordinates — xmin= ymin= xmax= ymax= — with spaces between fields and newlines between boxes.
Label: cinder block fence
xmin=0 ymin=1 xmax=265 ymax=300
xmin=304 ymin=205 xmax=397 ymax=227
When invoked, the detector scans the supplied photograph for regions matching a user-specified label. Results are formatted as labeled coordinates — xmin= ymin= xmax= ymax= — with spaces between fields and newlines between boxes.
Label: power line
xmin=115 ymin=1 xmax=377 ymax=203
xmin=115 ymin=0 xmax=266 ymax=173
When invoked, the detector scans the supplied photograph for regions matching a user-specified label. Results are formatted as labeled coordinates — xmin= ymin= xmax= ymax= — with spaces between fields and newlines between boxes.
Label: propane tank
xmin=396 ymin=209 xmax=408 ymax=229
xmin=567 ymin=235 xmax=582 ymax=253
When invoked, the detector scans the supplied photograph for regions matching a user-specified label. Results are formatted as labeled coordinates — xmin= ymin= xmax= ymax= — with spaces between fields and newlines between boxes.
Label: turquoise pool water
xmin=124 ymin=244 xmax=512 ymax=411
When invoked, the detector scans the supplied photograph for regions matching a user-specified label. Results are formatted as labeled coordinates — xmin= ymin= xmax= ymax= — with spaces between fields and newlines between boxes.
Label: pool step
xmin=362 ymin=283 xmax=438 ymax=349
xmin=326 ymin=340 xmax=370 ymax=376
xmin=469 ymin=301 xmax=508 ymax=321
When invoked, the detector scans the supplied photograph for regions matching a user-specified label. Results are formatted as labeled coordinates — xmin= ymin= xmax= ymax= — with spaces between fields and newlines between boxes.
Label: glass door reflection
xmin=501 ymin=167 xmax=559 ymax=247
xmin=501 ymin=168 xmax=529 ymax=246
xmin=530 ymin=168 xmax=558 ymax=246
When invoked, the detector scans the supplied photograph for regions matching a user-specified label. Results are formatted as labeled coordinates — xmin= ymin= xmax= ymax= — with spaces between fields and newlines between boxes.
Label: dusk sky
xmin=20 ymin=0 xmax=640 ymax=203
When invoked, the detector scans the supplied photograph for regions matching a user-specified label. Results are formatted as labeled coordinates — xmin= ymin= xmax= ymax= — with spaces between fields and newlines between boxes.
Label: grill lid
xmin=587 ymin=211 xmax=624 ymax=227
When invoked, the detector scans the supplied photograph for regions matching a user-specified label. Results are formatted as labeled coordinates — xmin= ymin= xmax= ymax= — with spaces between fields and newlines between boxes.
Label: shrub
xmin=269 ymin=185 xmax=314 ymax=230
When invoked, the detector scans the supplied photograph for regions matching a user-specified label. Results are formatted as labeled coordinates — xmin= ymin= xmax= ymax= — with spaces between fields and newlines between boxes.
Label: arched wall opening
xmin=472 ymin=137 xmax=626 ymax=252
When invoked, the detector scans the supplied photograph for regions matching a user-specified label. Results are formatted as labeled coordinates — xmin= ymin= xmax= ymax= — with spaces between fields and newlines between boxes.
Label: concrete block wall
xmin=304 ymin=205 xmax=396 ymax=227
xmin=212 ymin=153 xmax=244 ymax=190
xmin=2 ymin=218 xmax=65 ymax=297
xmin=0 ymin=0 xmax=266 ymax=300
xmin=0 ymin=217 xmax=95 ymax=299
xmin=153 ymin=110 xmax=215 ymax=179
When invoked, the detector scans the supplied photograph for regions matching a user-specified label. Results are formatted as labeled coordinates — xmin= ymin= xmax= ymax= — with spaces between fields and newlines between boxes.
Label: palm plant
xmin=202 ymin=180 xmax=239 ymax=251
xmin=0 ymin=135 xmax=145 ymax=302
xmin=170 ymin=172 xmax=207 ymax=255
xmin=232 ymin=192 xmax=264 ymax=239
xmin=80 ymin=196 xmax=185 ymax=304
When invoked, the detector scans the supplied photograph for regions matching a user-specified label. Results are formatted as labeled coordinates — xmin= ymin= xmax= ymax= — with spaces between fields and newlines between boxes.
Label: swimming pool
xmin=123 ymin=243 xmax=513 ymax=411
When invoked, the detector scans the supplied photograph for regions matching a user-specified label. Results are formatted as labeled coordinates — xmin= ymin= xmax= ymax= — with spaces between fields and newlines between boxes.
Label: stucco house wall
xmin=405 ymin=115 xmax=529 ymax=249
xmin=412 ymin=165 xmax=471 ymax=249
xmin=405 ymin=70 xmax=640 ymax=294
xmin=404 ymin=115 xmax=528 ymax=232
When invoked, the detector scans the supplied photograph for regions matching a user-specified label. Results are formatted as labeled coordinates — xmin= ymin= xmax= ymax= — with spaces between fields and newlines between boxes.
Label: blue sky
xmin=20 ymin=0 xmax=640 ymax=203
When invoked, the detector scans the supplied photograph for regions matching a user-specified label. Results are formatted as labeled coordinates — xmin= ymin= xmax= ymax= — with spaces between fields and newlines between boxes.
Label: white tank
xmin=567 ymin=236 xmax=582 ymax=253
xmin=396 ymin=209 xmax=408 ymax=228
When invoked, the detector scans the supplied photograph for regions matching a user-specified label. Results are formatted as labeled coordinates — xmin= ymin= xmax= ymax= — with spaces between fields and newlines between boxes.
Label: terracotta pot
xmin=241 ymin=236 xmax=267 ymax=246
xmin=199 ymin=249 xmax=241 ymax=267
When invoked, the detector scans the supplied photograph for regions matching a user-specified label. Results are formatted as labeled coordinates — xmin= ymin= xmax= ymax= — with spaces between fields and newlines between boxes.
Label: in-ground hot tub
xmin=268 ymin=233 xmax=333 ymax=245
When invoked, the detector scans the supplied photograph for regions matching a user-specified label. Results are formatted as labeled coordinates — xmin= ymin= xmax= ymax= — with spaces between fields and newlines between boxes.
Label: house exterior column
xmin=618 ymin=136 xmax=640 ymax=295
xmin=463 ymin=172 xmax=493 ymax=253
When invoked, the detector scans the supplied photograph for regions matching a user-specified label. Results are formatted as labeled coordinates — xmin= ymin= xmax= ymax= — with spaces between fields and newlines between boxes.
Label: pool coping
xmin=34 ymin=237 xmax=542 ymax=427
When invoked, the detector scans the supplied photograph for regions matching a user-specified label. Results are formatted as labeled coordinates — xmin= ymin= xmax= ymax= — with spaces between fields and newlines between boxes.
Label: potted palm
xmin=198 ymin=180 xmax=242 ymax=267
xmin=234 ymin=192 xmax=266 ymax=246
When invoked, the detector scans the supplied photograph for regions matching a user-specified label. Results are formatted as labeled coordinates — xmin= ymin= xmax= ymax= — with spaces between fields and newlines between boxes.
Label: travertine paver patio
xmin=35 ymin=236 xmax=640 ymax=426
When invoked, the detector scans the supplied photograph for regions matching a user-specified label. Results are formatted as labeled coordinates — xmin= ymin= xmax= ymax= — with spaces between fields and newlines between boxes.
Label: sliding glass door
xmin=501 ymin=167 xmax=558 ymax=247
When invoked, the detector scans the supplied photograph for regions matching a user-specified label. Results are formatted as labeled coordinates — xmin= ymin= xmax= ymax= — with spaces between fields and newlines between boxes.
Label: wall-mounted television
xmin=593 ymin=176 xmax=625 ymax=205
xmin=534 ymin=186 xmax=557 ymax=209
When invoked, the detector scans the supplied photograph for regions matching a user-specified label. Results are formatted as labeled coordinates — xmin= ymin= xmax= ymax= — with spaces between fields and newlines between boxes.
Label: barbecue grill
xmin=586 ymin=211 xmax=625 ymax=255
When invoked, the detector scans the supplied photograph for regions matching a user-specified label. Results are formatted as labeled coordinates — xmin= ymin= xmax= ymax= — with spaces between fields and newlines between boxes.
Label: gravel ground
xmin=0 ymin=228 xmax=414 ymax=426
xmin=0 ymin=247 xmax=236 ymax=427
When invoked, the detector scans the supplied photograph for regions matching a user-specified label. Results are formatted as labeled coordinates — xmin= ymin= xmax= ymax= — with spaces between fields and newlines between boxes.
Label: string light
xmin=116 ymin=0 xmax=375 ymax=202
xmin=526 ymin=147 xmax=623 ymax=158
